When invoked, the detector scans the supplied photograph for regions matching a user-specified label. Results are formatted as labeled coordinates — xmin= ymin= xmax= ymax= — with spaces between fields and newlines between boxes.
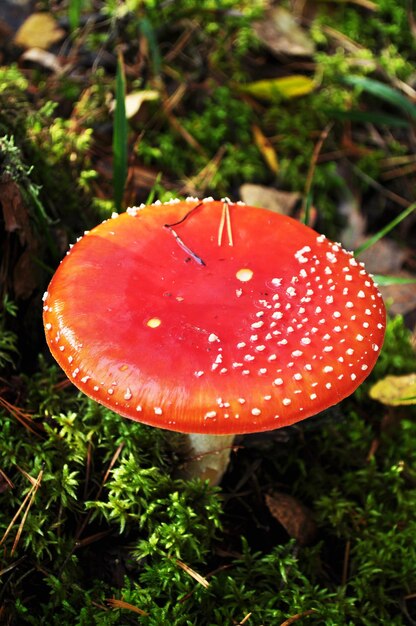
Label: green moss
xmin=313 ymin=0 xmax=416 ymax=63
xmin=138 ymin=86 xmax=267 ymax=193
xmin=1 ymin=313 xmax=416 ymax=624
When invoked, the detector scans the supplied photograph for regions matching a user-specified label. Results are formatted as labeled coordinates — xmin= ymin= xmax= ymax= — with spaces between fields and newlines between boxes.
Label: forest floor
xmin=1 ymin=1 xmax=416 ymax=625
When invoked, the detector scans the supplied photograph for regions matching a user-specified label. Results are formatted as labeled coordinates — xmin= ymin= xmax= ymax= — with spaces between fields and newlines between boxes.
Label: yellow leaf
xmin=14 ymin=13 xmax=65 ymax=50
xmin=252 ymin=125 xmax=279 ymax=174
xmin=369 ymin=373 xmax=416 ymax=406
xmin=240 ymin=75 xmax=316 ymax=101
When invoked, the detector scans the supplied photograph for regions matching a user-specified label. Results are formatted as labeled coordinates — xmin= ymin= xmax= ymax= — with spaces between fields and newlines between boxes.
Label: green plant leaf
xmin=326 ymin=108 xmax=410 ymax=128
xmin=373 ymin=274 xmax=416 ymax=286
xmin=68 ymin=0 xmax=83 ymax=32
xmin=344 ymin=75 xmax=416 ymax=120
xmin=139 ymin=17 xmax=162 ymax=76
xmin=354 ymin=202 xmax=416 ymax=256
xmin=113 ymin=52 xmax=128 ymax=212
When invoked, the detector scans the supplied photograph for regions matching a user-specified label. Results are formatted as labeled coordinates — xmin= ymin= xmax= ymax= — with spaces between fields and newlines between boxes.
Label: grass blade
xmin=344 ymin=76 xmax=416 ymax=120
xmin=68 ymin=0 xmax=83 ymax=32
xmin=139 ymin=17 xmax=162 ymax=76
xmin=354 ymin=201 xmax=416 ymax=256
xmin=373 ymin=275 xmax=416 ymax=286
xmin=326 ymin=108 xmax=410 ymax=128
xmin=113 ymin=52 xmax=128 ymax=212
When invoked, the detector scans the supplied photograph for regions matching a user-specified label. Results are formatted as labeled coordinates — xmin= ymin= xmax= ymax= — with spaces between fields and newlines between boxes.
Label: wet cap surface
xmin=43 ymin=199 xmax=386 ymax=434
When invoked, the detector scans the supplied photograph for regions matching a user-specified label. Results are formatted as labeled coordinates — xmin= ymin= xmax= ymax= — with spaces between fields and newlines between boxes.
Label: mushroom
xmin=43 ymin=198 xmax=386 ymax=484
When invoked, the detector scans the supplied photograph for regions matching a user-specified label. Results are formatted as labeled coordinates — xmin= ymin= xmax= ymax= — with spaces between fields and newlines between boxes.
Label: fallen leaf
xmin=20 ymin=48 xmax=62 ymax=73
xmin=253 ymin=6 xmax=315 ymax=57
xmin=239 ymin=75 xmax=316 ymax=101
xmin=109 ymin=90 xmax=160 ymax=119
xmin=239 ymin=184 xmax=300 ymax=215
xmin=377 ymin=271 xmax=416 ymax=318
xmin=252 ymin=125 xmax=279 ymax=174
xmin=0 ymin=176 xmax=41 ymax=298
xmin=355 ymin=239 xmax=407 ymax=275
xmin=265 ymin=492 xmax=316 ymax=546
xmin=369 ymin=374 xmax=416 ymax=406
xmin=1 ymin=177 xmax=33 ymax=245
xmin=14 ymin=13 xmax=65 ymax=50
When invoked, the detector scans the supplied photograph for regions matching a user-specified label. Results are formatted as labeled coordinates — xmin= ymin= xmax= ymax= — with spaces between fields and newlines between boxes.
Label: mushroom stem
xmin=182 ymin=433 xmax=235 ymax=485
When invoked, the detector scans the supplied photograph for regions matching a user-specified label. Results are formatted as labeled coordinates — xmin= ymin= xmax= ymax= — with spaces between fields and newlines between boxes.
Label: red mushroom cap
xmin=43 ymin=198 xmax=386 ymax=435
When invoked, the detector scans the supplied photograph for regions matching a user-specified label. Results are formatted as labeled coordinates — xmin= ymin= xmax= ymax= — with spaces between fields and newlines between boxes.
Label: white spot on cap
xmin=147 ymin=317 xmax=161 ymax=328
xmin=274 ymin=378 xmax=283 ymax=386
xmin=236 ymin=268 xmax=253 ymax=282
xmin=204 ymin=411 xmax=217 ymax=419
xmin=208 ymin=333 xmax=220 ymax=343
xmin=282 ymin=398 xmax=292 ymax=406
xmin=124 ymin=388 xmax=132 ymax=401
xmin=251 ymin=320 xmax=264 ymax=329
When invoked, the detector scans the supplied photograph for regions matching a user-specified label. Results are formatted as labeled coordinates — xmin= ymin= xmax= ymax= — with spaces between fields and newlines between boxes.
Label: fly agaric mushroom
xmin=43 ymin=198 xmax=386 ymax=484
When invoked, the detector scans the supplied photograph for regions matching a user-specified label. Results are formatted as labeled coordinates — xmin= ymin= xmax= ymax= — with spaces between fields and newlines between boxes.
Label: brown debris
xmin=265 ymin=492 xmax=317 ymax=546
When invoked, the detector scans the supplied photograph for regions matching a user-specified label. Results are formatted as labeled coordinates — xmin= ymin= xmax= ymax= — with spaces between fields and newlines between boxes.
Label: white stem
xmin=182 ymin=433 xmax=235 ymax=485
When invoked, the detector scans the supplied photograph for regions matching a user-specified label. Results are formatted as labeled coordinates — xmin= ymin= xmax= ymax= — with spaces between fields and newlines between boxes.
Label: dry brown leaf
xmin=1 ymin=178 xmax=31 ymax=242
xmin=0 ymin=177 xmax=41 ymax=298
xmin=252 ymin=124 xmax=279 ymax=174
xmin=239 ymin=183 xmax=300 ymax=215
xmin=355 ymin=239 xmax=407 ymax=275
xmin=253 ymin=7 xmax=315 ymax=57
xmin=378 ymin=271 xmax=416 ymax=318
xmin=265 ymin=492 xmax=316 ymax=546
xmin=14 ymin=13 xmax=65 ymax=50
